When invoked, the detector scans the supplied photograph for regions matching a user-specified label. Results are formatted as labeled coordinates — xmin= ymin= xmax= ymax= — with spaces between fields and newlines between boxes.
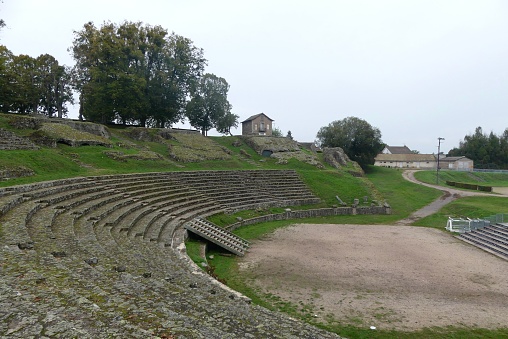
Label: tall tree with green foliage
xmin=186 ymin=73 xmax=232 ymax=135
xmin=316 ymin=116 xmax=383 ymax=168
xmin=37 ymin=54 xmax=74 ymax=118
xmin=448 ymin=126 xmax=508 ymax=169
xmin=70 ymin=21 xmax=206 ymax=126
xmin=0 ymin=45 xmax=14 ymax=112
xmin=215 ymin=111 xmax=239 ymax=135
xmin=9 ymin=54 xmax=40 ymax=114
xmin=0 ymin=47 xmax=73 ymax=115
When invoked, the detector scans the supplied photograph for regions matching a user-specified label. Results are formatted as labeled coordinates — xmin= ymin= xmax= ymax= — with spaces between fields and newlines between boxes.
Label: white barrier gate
xmin=446 ymin=217 xmax=490 ymax=233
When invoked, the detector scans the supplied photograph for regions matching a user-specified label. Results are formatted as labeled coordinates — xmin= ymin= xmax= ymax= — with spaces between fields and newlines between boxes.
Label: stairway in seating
xmin=457 ymin=223 xmax=508 ymax=260
xmin=0 ymin=128 xmax=39 ymax=150
xmin=184 ymin=217 xmax=249 ymax=256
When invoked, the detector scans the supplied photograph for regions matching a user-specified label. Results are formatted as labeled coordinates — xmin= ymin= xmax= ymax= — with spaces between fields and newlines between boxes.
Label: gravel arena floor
xmin=238 ymin=224 xmax=508 ymax=331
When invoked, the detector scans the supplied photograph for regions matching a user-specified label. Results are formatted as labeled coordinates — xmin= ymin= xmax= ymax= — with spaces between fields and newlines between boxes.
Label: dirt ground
xmin=238 ymin=224 xmax=508 ymax=331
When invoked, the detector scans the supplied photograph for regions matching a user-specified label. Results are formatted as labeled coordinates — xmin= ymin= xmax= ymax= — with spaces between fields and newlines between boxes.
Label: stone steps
xmin=0 ymin=170 xmax=340 ymax=338
xmin=12 ymin=205 xmax=171 ymax=336
xmin=184 ymin=217 xmax=250 ymax=256
xmin=458 ymin=224 xmax=508 ymax=259
xmin=0 ymin=128 xmax=39 ymax=150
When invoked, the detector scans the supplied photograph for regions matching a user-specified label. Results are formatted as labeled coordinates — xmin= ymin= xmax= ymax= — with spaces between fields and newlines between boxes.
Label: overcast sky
xmin=2 ymin=0 xmax=507 ymax=154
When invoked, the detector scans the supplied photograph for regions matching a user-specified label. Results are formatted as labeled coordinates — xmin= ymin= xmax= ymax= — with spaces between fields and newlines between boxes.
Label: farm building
xmin=438 ymin=156 xmax=474 ymax=171
xmin=375 ymin=153 xmax=474 ymax=171
xmin=374 ymin=153 xmax=437 ymax=169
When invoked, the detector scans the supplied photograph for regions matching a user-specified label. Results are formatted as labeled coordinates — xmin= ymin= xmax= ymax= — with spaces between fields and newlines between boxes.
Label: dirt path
xmin=396 ymin=170 xmax=506 ymax=225
xmin=238 ymin=170 xmax=508 ymax=332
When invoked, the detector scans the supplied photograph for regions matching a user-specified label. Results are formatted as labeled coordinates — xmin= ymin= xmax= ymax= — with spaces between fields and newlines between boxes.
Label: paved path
xmin=396 ymin=170 xmax=507 ymax=225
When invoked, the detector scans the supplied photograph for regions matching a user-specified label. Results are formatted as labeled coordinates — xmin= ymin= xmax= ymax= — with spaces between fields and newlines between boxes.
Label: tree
xmin=0 ymin=48 xmax=73 ymax=115
xmin=272 ymin=127 xmax=283 ymax=137
xmin=70 ymin=21 xmax=206 ymax=126
xmin=316 ymin=116 xmax=383 ymax=168
xmin=0 ymin=45 xmax=14 ymax=112
xmin=185 ymin=73 xmax=232 ymax=135
xmin=9 ymin=54 xmax=40 ymax=114
xmin=448 ymin=126 xmax=508 ymax=169
xmin=216 ymin=111 xmax=239 ymax=135
xmin=37 ymin=54 xmax=74 ymax=118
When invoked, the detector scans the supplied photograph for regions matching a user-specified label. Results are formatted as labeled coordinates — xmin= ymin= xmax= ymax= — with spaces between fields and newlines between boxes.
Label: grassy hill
xmin=0 ymin=113 xmax=376 ymax=207
xmin=414 ymin=169 xmax=508 ymax=187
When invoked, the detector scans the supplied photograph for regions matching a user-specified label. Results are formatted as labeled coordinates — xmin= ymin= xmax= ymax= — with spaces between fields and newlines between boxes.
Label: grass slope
xmin=414 ymin=170 xmax=508 ymax=187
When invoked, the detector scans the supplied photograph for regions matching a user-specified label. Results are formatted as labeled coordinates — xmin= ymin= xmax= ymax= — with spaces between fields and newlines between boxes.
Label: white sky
xmin=1 ymin=0 xmax=508 ymax=154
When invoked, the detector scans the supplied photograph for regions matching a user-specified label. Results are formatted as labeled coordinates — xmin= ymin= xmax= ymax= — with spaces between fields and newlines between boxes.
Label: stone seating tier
xmin=0 ymin=170 xmax=341 ymax=338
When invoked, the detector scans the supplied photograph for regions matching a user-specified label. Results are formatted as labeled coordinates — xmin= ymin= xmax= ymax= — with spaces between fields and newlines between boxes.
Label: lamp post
xmin=436 ymin=137 xmax=445 ymax=184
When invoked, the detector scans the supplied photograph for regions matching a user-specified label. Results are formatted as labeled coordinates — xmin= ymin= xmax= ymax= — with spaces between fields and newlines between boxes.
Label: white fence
xmin=446 ymin=217 xmax=490 ymax=233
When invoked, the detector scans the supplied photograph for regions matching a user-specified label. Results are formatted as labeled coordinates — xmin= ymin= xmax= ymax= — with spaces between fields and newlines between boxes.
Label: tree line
xmin=0 ymin=21 xmax=238 ymax=135
xmin=448 ymin=127 xmax=508 ymax=169
xmin=0 ymin=47 xmax=74 ymax=117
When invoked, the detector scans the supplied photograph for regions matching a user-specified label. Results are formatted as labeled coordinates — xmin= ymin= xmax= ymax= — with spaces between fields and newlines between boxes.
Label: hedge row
xmin=446 ymin=181 xmax=492 ymax=192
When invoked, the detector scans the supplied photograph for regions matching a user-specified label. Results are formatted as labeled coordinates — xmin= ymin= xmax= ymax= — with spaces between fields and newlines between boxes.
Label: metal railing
xmin=473 ymin=169 xmax=508 ymax=174
xmin=446 ymin=217 xmax=490 ymax=233
xmin=483 ymin=213 xmax=508 ymax=224
xmin=446 ymin=214 xmax=507 ymax=233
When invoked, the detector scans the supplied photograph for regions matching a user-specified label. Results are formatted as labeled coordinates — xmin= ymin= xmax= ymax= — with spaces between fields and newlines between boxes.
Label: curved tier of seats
xmin=0 ymin=170 xmax=341 ymax=338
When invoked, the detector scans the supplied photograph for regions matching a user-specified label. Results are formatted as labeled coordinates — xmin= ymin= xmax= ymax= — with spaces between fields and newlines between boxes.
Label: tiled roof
xmin=439 ymin=156 xmax=472 ymax=162
xmin=385 ymin=146 xmax=413 ymax=154
xmin=241 ymin=113 xmax=274 ymax=123
xmin=375 ymin=154 xmax=436 ymax=162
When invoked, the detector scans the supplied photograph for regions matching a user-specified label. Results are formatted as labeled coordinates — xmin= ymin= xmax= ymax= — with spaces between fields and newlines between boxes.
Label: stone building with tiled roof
xmin=375 ymin=153 xmax=474 ymax=171
xmin=241 ymin=113 xmax=274 ymax=136
xmin=374 ymin=153 xmax=437 ymax=169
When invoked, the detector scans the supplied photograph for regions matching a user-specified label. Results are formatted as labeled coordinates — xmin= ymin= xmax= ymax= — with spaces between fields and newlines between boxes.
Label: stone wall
xmin=226 ymin=205 xmax=391 ymax=231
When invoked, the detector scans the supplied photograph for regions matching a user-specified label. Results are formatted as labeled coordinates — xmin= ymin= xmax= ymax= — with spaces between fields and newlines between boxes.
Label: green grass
xmin=365 ymin=166 xmax=442 ymax=220
xmin=414 ymin=170 xmax=508 ymax=187
xmin=0 ymin=149 xmax=87 ymax=186
xmin=413 ymin=196 xmax=508 ymax=229
xmin=185 ymin=238 xmax=207 ymax=267
xmin=298 ymin=169 xmax=374 ymax=206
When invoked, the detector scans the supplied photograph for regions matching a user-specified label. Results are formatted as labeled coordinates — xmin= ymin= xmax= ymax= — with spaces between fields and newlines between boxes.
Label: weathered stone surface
xmin=0 ymin=128 xmax=39 ymax=150
xmin=0 ymin=171 xmax=343 ymax=338
xmin=39 ymin=123 xmax=112 ymax=147
xmin=242 ymin=136 xmax=300 ymax=153
xmin=323 ymin=147 xmax=350 ymax=168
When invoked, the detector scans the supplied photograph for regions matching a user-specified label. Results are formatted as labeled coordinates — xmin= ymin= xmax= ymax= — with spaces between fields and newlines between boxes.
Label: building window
xmin=254 ymin=124 xmax=258 ymax=131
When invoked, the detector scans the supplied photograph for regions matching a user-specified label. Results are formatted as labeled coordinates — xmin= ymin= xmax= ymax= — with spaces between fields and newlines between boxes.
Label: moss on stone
xmin=39 ymin=123 xmax=112 ymax=147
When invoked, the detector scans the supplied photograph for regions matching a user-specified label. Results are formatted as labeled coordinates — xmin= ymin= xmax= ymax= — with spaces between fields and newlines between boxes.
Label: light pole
xmin=436 ymin=137 xmax=445 ymax=184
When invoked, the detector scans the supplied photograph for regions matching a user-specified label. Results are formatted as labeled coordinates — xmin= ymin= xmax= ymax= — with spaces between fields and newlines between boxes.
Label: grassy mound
xmin=39 ymin=123 xmax=112 ymax=147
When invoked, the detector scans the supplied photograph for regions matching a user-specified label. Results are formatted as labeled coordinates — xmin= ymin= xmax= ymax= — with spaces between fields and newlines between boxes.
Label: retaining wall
xmin=226 ymin=205 xmax=391 ymax=231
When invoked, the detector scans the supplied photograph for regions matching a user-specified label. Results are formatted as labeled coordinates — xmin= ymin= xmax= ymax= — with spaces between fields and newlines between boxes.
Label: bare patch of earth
xmin=493 ymin=187 xmax=508 ymax=195
xmin=238 ymin=224 xmax=508 ymax=331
